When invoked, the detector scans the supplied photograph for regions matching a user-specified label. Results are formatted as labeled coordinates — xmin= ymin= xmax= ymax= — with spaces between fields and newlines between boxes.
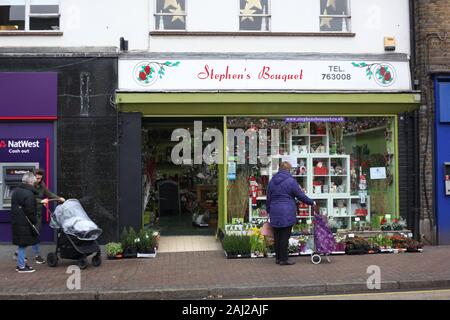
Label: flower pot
xmin=107 ymin=253 xmax=124 ymax=260
xmin=137 ymin=248 xmax=157 ymax=258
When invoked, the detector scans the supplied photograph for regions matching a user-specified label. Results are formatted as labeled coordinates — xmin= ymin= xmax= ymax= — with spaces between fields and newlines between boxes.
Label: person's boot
xmin=279 ymin=259 xmax=296 ymax=265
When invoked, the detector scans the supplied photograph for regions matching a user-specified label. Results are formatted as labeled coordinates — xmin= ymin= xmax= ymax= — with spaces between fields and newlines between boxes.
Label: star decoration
xmin=320 ymin=9 xmax=333 ymax=29
xmin=241 ymin=4 xmax=256 ymax=22
xmin=164 ymin=0 xmax=179 ymax=10
xmin=326 ymin=0 xmax=336 ymax=11
xmin=170 ymin=3 xmax=185 ymax=23
xmin=246 ymin=0 xmax=262 ymax=10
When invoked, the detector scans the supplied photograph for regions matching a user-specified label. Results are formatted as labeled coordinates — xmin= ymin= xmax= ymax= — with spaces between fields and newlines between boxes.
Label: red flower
xmin=381 ymin=218 xmax=387 ymax=224
xmin=139 ymin=72 xmax=147 ymax=81
xmin=380 ymin=67 xmax=386 ymax=76
xmin=393 ymin=219 xmax=398 ymax=223
xmin=144 ymin=65 xmax=151 ymax=75
xmin=384 ymin=72 xmax=392 ymax=81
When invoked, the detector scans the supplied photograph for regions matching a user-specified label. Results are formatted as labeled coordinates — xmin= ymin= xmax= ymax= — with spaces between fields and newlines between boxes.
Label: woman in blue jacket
xmin=267 ymin=161 xmax=315 ymax=265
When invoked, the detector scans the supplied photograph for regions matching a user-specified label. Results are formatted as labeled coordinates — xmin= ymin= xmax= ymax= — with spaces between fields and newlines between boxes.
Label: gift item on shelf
xmin=314 ymin=161 xmax=328 ymax=175
xmin=249 ymin=176 xmax=258 ymax=209
xmin=313 ymin=181 xmax=322 ymax=194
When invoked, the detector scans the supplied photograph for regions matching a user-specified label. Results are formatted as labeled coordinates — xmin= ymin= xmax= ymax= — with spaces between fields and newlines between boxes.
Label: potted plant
xmin=106 ymin=242 xmax=123 ymax=259
xmin=405 ymin=238 xmax=423 ymax=252
xmin=264 ymin=237 xmax=276 ymax=257
xmin=390 ymin=235 xmax=407 ymax=252
xmin=137 ymin=229 xmax=157 ymax=258
xmin=333 ymin=235 xmax=346 ymax=253
xmin=121 ymin=227 xmax=138 ymax=258
xmin=345 ymin=236 xmax=369 ymax=255
xmin=249 ymin=228 xmax=265 ymax=258
xmin=222 ymin=234 xmax=251 ymax=258
xmin=288 ymin=238 xmax=300 ymax=256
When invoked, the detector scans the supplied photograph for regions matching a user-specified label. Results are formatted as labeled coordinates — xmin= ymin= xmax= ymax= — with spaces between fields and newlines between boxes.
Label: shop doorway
xmin=142 ymin=118 xmax=222 ymax=238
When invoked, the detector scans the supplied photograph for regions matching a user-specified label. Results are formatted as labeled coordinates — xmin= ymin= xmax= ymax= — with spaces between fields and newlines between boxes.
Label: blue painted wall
xmin=435 ymin=77 xmax=450 ymax=245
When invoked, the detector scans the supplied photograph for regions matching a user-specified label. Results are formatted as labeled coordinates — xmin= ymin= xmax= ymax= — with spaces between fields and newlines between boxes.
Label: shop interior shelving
xmin=249 ymin=123 xmax=371 ymax=227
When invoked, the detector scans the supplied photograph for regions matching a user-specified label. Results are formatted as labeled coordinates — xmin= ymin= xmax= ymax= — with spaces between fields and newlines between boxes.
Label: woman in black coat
xmin=11 ymin=172 xmax=39 ymax=273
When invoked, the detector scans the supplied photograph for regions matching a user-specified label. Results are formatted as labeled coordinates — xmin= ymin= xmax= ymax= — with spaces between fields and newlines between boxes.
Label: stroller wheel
xmin=91 ymin=254 xmax=102 ymax=267
xmin=47 ymin=252 xmax=58 ymax=267
xmin=78 ymin=258 xmax=88 ymax=270
xmin=311 ymin=254 xmax=322 ymax=265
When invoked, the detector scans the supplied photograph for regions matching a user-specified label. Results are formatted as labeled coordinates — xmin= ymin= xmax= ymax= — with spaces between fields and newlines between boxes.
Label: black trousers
xmin=273 ymin=226 xmax=292 ymax=262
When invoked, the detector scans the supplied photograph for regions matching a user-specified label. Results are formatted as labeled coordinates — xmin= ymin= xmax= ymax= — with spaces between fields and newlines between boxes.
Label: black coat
xmin=11 ymin=183 xmax=39 ymax=247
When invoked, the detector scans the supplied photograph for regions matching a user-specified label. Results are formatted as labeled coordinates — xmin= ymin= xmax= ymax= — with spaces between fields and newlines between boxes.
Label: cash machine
xmin=0 ymin=163 xmax=39 ymax=210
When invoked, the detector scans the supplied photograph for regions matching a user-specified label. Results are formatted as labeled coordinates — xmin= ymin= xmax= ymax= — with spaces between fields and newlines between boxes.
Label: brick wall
xmin=414 ymin=0 xmax=450 ymax=244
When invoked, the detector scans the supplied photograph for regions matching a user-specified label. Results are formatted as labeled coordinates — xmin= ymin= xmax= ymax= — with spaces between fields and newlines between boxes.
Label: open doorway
xmin=142 ymin=118 xmax=222 ymax=239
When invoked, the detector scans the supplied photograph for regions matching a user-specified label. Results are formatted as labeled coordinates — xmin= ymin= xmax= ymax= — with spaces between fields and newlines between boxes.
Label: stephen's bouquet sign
xmin=119 ymin=59 xmax=411 ymax=91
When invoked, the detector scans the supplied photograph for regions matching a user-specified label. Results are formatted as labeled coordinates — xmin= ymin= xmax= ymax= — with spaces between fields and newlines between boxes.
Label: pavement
xmin=1 ymin=244 xmax=450 ymax=300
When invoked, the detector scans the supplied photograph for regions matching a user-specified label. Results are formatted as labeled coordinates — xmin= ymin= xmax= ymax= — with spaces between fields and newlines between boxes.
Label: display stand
xmin=249 ymin=122 xmax=371 ymax=229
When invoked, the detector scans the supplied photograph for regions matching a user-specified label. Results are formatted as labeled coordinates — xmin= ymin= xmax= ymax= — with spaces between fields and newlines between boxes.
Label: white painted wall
xmin=0 ymin=0 xmax=411 ymax=55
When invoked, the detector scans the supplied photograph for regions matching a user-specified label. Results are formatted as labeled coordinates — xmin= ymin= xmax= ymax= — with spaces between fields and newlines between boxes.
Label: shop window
xmin=0 ymin=0 xmax=59 ymax=32
xmin=239 ymin=0 xmax=270 ymax=31
xmin=155 ymin=0 xmax=186 ymax=31
xmin=226 ymin=117 xmax=398 ymax=233
xmin=319 ymin=0 xmax=351 ymax=32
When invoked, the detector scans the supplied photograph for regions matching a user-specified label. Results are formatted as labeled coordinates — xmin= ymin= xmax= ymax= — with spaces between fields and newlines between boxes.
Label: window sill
xmin=150 ymin=31 xmax=355 ymax=37
xmin=0 ymin=31 xmax=63 ymax=36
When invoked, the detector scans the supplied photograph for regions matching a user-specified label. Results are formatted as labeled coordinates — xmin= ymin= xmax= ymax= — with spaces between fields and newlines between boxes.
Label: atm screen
xmin=0 ymin=165 xmax=37 ymax=209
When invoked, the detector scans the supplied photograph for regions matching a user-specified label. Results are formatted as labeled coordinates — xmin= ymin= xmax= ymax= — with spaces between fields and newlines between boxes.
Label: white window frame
xmin=319 ymin=0 xmax=351 ymax=33
xmin=0 ymin=0 xmax=60 ymax=32
xmin=153 ymin=0 xmax=187 ymax=31
xmin=238 ymin=0 xmax=271 ymax=32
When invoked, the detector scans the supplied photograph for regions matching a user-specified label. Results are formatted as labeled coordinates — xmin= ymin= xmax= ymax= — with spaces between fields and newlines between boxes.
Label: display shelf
xmin=249 ymin=124 xmax=370 ymax=227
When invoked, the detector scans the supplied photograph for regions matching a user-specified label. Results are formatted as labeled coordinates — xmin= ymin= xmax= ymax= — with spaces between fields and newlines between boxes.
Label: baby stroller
xmin=47 ymin=199 xmax=103 ymax=269
xmin=310 ymin=207 xmax=336 ymax=265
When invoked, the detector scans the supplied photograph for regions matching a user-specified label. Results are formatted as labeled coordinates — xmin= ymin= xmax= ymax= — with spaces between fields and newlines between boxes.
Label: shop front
xmin=116 ymin=55 xmax=420 ymax=245
xmin=0 ymin=72 xmax=57 ymax=243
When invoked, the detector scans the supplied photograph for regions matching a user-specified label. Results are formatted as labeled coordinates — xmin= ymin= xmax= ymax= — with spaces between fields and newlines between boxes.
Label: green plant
xmin=250 ymin=235 xmax=265 ymax=254
xmin=105 ymin=242 xmax=123 ymax=256
xmin=139 ymin=229 xmax=157 ymax=253
xmin=222 ymin=235 xmax=251 ymax=256
xmin=120 ymin=227 xmax=138 ymax=252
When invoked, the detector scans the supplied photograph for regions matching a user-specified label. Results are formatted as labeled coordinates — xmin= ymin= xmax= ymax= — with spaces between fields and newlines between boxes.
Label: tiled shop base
xmin=157 ymin=236 xmax=222 ymax=253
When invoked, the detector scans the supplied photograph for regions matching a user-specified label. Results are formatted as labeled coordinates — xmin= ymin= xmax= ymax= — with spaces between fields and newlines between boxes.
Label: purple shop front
xmin=0 ymin=72 xmax=57 ymax=243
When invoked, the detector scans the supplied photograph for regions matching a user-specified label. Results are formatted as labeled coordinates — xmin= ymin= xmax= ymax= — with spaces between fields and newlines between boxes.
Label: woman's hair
xmin=22 ymin=172 xmax=37 ymax=185
xmin=280 ymin=161 xmax=292 ymax=171
xmin=35 ymin=168 xmax=45 ymax=176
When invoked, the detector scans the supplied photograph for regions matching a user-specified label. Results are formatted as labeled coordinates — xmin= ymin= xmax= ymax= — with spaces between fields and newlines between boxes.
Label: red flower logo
xmin=0 ymin=140 xmax=6 ymax=148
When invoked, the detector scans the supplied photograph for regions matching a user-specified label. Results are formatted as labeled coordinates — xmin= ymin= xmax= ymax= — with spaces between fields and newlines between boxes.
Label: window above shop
xmin=150 ymin=0 xmax=355 ymax=36
xmin=0 ymin=0 xmax=60 ymax=33
xmin=154 ymin=0 xmax=187 ymax=31
xmin=239 ymin=0 xmax=270 ymax=32
xmin=319 ymin=0 xmax=351 ymax=32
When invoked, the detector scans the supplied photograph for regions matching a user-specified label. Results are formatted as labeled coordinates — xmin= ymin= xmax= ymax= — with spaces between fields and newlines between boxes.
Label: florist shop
xmin=116 ymin=54 xmax=420 ymax=252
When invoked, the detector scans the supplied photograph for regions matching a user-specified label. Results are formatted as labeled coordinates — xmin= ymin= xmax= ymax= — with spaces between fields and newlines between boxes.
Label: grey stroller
xmin=47 ymin=199 xmax=103 ymax=269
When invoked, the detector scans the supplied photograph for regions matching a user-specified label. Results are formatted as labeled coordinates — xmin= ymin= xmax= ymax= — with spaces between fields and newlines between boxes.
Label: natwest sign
xmin=119 ymin=59 xmax=412 ymax=91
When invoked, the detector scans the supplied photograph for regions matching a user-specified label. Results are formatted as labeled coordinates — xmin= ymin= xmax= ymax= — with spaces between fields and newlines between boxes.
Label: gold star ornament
xmin=240 ymin=4 xmax=256 ymax=22
xmin=164 ymin=0 xmax=179 ymax=10
xmin=326 ymin=0 xmax=336 ymax=11
xmin=170 ymin=3 xmax=185 ymax=23
xmin=246 ymin=0 xmax=262 ymax=10
xmin=320 ymin=9 xmax=333 ymax=29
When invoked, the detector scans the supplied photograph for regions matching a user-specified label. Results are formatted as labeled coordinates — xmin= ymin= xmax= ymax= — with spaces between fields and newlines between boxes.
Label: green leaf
xmin=360 ymin=62 xmax=367 ymax=67
xmin=173 ymin=61 xmax=180 ymax=66
xmin=164 ymin=61 xmax=171 ymax=66
xmin=352 ymin=62 xmax=359 ymax=67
